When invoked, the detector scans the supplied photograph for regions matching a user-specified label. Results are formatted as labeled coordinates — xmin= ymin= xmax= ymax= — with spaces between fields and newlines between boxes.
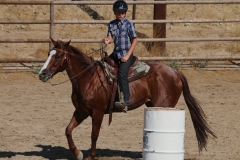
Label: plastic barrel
xmin=143 ymin=107 xmax=185 ymax=160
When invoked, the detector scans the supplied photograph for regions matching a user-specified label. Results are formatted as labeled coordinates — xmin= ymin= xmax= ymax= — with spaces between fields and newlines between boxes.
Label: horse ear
xmin=64 ymin=39 xmax=71 ymax=47
xmin=50 ymin=37 xmax=58 ymax=47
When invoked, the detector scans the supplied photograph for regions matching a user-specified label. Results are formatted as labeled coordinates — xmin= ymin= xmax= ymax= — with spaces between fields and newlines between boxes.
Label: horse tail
xmin=176 ymin=71 xmax=217 ymax=152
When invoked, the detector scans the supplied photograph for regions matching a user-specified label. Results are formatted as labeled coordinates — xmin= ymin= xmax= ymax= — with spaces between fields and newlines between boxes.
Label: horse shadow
xmin=0 ymin=144 xmax=195 ymax=159
xmin=0 ymin=144 xmax=142 ymax=159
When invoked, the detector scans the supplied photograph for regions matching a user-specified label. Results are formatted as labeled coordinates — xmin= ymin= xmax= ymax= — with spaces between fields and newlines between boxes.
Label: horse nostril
xmin=39 ymin=72 xmax=46 ymax=80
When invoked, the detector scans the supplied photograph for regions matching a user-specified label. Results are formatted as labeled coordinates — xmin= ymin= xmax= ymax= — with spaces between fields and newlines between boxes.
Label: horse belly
xmin=129 ymin=79 xmax=151 ymax=108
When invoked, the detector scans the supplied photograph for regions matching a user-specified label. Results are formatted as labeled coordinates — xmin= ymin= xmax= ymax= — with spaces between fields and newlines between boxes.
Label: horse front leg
xmin=85 ymin=110 xmax=105 ymax=160
xmin=65 ymin=110 xmax=88 ymax=160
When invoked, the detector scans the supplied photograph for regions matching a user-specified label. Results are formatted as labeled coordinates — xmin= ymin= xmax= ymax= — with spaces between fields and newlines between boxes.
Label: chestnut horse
xmin=38 ymin=38 xmax=216 ymax=160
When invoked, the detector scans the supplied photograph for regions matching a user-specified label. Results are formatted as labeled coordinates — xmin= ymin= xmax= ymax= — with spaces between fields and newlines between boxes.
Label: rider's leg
xmin=117 ymin=54 xmax=134 ymax=106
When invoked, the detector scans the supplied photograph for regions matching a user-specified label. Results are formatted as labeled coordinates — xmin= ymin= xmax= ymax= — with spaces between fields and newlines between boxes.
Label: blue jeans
xmin=109 ymin=53 xmax=134 ymax=105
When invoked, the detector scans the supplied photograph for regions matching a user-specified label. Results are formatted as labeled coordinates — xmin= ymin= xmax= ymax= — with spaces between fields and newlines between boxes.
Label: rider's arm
xmin=121 ymin=37 xmax=138 ymax=62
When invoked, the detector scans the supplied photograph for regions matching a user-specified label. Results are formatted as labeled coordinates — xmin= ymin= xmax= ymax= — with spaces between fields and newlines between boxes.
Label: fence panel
xmin=0 ymin=1 xmax=240 ymax=63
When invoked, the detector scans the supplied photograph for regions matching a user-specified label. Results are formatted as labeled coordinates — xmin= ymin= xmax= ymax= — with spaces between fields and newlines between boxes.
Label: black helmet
xmin=113 ymin=0 xmax=128 ymax=11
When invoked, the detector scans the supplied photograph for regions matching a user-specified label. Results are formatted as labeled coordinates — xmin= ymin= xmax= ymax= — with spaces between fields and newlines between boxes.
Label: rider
xmin=103 ymin=0 xmax=138 ymax=113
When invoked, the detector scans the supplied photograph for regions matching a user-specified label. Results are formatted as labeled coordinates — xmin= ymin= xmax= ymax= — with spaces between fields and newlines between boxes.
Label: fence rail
xmin=1 ymin=1 xmax=240 ymax=5
xmin=2 ymin=56 xmax=240 ymax=63
xmin=2 ymin=18 xmax=240 ymax=24
xmin=1 ymin=57 xmax=240 ymax=72
xmin=1 ymin=37 xmax=240 ymax=43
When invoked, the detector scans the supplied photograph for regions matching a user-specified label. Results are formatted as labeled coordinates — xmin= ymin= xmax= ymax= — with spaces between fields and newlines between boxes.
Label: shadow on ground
xmin=0 ymin=144 xmax=195 ymax=160
xmin=0 ymin=144 xmax=142 ymax=159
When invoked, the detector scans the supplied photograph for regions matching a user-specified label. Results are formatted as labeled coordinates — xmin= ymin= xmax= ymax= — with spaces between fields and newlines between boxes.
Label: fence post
xmin=153 ymin=0 xmax=166 ymax=55
xmin=49 ymin=2 xmax=54 ymax=49
xmin=132 ymin=0 xmax=136 ymax=20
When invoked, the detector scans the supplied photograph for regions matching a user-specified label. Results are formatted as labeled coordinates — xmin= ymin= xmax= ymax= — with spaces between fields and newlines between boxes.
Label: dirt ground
xmin=1 ymin=1 xmax=240 ymax=160
xmin=0 ymin=69 xmax=240 ymax=160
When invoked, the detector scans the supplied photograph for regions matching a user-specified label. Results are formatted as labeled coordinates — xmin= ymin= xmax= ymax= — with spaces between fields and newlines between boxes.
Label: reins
xmin=49 ymin=60 xmax=97 ymax=86
xmin=86 ymin=42 xmax=107 ymax=57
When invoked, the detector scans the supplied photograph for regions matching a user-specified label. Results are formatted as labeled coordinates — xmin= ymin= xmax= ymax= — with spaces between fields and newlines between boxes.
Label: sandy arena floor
xmin=0 ymin=69 xmax=240 ymax=160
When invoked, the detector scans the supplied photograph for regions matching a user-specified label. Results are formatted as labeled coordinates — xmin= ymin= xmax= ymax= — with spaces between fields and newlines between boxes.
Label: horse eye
xmin=55 ymin=55 xmax=61 ymax=60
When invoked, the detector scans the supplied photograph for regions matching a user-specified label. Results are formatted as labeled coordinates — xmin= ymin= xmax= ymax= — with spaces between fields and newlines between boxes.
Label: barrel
xmin=143 ymin=107 xmax=185 ymax=160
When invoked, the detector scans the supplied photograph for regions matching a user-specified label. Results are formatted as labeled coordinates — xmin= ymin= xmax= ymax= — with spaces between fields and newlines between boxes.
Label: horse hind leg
xmin=65 ymin=110 xmax=88 ymax=160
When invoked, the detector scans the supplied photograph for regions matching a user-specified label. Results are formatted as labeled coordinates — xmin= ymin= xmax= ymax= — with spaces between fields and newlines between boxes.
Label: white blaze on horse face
xmin=38 ymin=50 xmax=56 ymax=74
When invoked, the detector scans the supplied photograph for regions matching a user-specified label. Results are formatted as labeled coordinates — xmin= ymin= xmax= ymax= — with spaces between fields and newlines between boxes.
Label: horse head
xmin=39 ymin=37 xmax=71 ymax=82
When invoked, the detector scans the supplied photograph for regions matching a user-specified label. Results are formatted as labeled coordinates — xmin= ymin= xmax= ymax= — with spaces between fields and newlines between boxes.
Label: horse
xmin=38 ymin=38 xmax=216 ymax=160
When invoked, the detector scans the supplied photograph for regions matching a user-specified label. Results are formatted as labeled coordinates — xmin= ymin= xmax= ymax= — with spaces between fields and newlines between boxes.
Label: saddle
xmin=102 ymin=56 xmax=152 ymax=84
xmin=98 ymin=55 xmax=152 ymax=125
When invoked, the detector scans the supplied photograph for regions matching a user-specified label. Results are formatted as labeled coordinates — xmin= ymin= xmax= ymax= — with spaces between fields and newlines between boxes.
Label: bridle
xmin=48 ymin=44 xmax=110 ymax=99
xmin=48 ymin=48 xmax=97 ymax=86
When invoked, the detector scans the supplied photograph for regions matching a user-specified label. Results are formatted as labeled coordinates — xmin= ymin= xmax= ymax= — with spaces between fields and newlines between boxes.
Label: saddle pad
xmin=103 ymin=61 xmax=151 ymax=83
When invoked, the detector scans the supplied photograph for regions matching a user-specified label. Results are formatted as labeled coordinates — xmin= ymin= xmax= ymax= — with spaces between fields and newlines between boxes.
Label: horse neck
xmin=65 ymin=50 xmax=95 ymax=84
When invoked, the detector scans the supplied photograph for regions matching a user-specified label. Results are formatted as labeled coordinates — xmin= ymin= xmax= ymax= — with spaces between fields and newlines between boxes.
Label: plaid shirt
xmin=107 ymin=17 xmax=137 ymax=59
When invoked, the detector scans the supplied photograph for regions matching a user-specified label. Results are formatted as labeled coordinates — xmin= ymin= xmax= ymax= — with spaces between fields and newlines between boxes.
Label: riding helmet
xmin=113 ymin=0 xmax=128 ymax=11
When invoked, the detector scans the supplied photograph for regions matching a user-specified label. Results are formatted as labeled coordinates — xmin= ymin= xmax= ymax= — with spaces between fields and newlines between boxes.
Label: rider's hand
xmin=103 ymin=38 xmax=110 ymax=44
xmin=121 ymin=54 xmax=129 ymax=62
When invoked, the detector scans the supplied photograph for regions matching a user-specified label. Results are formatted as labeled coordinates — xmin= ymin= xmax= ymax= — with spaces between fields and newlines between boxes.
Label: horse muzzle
xmin=39 ymin=70 xmax=55 ymax=82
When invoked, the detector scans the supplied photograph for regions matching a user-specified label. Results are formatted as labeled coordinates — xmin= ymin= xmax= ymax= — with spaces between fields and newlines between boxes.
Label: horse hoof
xmin=75 ymin=151 xmax=84 ymax=160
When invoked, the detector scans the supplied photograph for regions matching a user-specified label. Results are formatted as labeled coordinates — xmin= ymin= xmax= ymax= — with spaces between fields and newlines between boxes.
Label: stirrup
xmin=115 ymin=102 xmax=128 ymax=113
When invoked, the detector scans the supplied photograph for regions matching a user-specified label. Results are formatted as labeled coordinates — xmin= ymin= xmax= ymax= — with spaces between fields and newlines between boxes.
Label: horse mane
xmin=69 ymin=45 xmax=84 ymax=56
xmin=70 ymin=45 xmax=93 ymax=67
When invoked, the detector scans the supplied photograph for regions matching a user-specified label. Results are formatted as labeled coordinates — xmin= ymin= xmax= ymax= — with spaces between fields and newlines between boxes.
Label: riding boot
xmin=115 ymin=101 xmax=128 ymax=113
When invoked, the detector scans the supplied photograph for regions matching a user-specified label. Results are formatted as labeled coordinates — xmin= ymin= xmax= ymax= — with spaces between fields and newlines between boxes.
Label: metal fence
xmin=1 ymin=0 xmax=240 ymax=65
